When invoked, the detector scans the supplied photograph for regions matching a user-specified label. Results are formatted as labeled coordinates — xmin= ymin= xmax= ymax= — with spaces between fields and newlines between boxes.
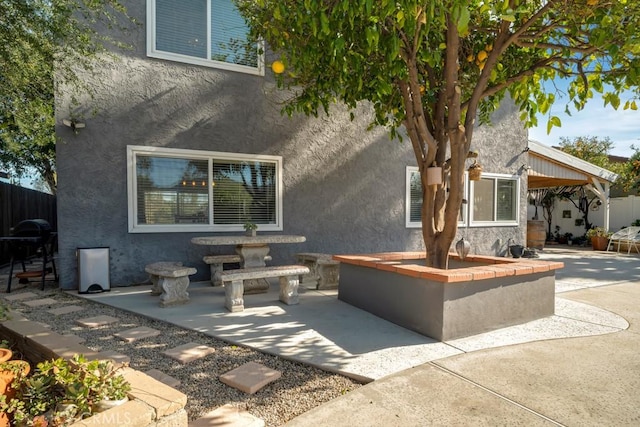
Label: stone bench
xmin=203 ymin=254 xmax=272 ymax=286
xmin=145 ymin=262 xmax=197 ymax=307
xmin=220 ymin=265 xmax=310 ymax=312
xmin=296 ymin=253 xmax=340 ymax=290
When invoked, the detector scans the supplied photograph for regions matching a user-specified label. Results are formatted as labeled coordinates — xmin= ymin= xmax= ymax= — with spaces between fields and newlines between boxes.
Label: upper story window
xmin=147 ymin=0 xmax=263 ymax=75
xmin=127 ymin=146 xmax=282 ymax=233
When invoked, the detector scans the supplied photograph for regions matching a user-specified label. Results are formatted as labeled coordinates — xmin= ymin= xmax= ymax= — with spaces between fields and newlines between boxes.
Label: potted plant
xmin=586 ymin=227 xmax=610 ymax=251
xmin=2 ymin=355 xmax=130 ymax=426
xmin=0 ymin=358 xmax=31 ymax=427
xmin=243 ymin=221 xmax=258 ymax=237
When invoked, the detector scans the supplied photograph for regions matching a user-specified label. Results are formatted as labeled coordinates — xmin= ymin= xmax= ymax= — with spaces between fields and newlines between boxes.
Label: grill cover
xmin=11 ymin=219 xmax=52 ymax=241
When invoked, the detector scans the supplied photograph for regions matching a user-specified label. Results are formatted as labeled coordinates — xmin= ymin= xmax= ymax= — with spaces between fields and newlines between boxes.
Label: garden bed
xmin=0 ymin=316 xmax=187 ymax=427
xmin=335 ymin=252 xmax=563 ymax=341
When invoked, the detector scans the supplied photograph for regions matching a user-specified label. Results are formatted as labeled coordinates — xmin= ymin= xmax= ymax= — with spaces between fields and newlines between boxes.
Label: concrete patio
xmin=74 ymin=247 xmax=634 ymax=383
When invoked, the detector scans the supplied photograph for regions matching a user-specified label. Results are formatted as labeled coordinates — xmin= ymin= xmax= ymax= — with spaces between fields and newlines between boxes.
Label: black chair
xmin=2 ymin=219 xmax=58 ymax=293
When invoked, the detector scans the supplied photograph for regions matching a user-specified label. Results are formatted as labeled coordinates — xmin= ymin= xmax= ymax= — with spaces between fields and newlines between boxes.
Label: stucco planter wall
xmin=335 ymin=252 xmax=563 ymax=341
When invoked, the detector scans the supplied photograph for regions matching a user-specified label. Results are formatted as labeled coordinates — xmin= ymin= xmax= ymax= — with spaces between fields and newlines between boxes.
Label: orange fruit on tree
xmin=271 ymin=60 xmax=285 ymax=74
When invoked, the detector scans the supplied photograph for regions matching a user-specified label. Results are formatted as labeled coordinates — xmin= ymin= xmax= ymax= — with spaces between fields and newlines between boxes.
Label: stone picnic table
xmin=191 ymin=234 xmax=306 ymax=293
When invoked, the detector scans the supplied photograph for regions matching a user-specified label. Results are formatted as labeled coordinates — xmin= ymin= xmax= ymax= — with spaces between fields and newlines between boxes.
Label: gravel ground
xmin=0 ymin=283 xmax=362 ymax=426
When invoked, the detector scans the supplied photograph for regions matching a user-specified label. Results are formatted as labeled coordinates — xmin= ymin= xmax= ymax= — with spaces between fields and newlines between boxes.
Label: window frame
xmin=127 ymin=145 xmax=283 ymax=233
xmin=469 ymin=172 xmax=520 ymax=227
xmin=146 ymin=0 xmax=264 ymax=76
xmin=405 ymin=166 xmax=468 ymax=228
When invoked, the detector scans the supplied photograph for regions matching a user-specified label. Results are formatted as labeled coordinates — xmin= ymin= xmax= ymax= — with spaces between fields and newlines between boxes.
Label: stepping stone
xmin=219 ymin=362 xmax=281 ymax=395
xmin=76 ymin=315 xmax=119 ymax=328
xmin=145 ymin=369 xmax=181 ymax=388
xmin=48 ymin=305 xmax=84 ymax=315
xmin=189 ymin=404 xmax=264 ymax=427
xmin=3 ymin=292 xmax=38 ymax=301
xmin=115 ymin=326 xmax=160 ymax=343
xmin=23 ymin=298 xmax=57 ymax=307
xmin=90 ymin=351 xmax=130 ymax=366
xmin=163 ymin=342 xmax=215 ymax=364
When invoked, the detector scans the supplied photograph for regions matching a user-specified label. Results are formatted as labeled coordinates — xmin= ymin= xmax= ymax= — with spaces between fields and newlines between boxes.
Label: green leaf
xmin=547 ymin=116 xmax=562 ymax=133
xmin=457 ymin=7 xmax=470 ymax=36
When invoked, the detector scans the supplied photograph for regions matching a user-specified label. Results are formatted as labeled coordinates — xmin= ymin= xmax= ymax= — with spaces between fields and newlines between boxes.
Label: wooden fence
xmin=0 ymin=183 xmax=57 ymax=265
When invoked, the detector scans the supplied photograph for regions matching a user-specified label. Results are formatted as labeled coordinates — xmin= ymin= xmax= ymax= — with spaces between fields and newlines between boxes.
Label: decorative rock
xmin=48 ymin=305 xmax=85 ymax=315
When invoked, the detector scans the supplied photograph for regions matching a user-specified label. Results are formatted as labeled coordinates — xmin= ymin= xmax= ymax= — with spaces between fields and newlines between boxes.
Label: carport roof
xmin=527 ymin=139 xmax=619 ymax=189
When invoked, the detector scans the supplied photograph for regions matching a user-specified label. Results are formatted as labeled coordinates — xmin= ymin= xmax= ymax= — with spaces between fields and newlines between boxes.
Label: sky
xmin=528 ymin=82 xmax=639 ymax=159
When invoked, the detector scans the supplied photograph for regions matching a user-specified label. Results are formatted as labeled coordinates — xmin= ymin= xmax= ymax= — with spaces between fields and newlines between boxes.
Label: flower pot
xmin=468 ymin=161 xmax=482 ymax=181
xmin=0 ymin=348 xmax=12 ymax=363
xmin=509 ymin=245 xmax=525 ymax=258
xmin=0 ymin=360 xmax=30 ymax=401
xmin=591 ymin=235 xmax=609 ymax=251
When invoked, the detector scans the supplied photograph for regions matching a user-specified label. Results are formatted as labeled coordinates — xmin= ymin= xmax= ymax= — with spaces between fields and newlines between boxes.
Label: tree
xmin=0 ymin=0 xmax=134 ymax=194
xmin=237 ymin=0 xmax=640 ymax=268
xmin=559 ymin=136 xmax=617 ymax=171
xmin=622 ymin=146 xmax=640 ymax=191
xmin=557 ymin=136 xmax=619 ymax=231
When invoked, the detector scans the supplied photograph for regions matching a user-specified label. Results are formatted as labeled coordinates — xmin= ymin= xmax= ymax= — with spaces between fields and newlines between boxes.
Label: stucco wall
xmin=55 ymin=1 xmax=528 ymax=288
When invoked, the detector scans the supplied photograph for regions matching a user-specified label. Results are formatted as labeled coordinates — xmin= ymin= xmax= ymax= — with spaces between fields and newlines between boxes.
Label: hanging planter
xmin=426 ymin=167 xmax=443 ymax=185
xmin=468 ymin=160 xmax=482 ymax=181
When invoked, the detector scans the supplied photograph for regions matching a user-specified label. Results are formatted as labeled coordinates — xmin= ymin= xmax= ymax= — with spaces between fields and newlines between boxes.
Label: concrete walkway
xmin=286 ymin=248 xmax=640 ymax=426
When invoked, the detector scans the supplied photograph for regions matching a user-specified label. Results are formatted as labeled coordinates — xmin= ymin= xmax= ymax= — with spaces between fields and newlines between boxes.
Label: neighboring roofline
xmin=528 ymin=139 xmax=619 ymax=183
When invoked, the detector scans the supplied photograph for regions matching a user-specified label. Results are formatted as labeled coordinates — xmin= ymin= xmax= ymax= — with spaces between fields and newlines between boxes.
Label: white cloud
xmin=529 ymin=93 xmax=640 ymax=158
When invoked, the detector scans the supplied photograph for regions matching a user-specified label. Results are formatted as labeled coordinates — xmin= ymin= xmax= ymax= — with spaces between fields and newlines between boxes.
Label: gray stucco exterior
xmin=55 ymin=1 xmax=528 ymax=288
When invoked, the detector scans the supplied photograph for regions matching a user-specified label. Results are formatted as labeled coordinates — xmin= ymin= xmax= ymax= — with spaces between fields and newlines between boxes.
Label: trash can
xmin=77 ymin=247 xmax=110 ymax=293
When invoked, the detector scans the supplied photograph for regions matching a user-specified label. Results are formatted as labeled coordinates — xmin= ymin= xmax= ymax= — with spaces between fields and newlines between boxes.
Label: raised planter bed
xmin=335 ymin=252 xmax=563 ymax=341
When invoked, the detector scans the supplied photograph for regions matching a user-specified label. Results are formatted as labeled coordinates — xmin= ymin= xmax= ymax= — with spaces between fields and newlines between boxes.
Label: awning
xmin=527 ymin=139 xmax=619 ymax=230
xmin=527 ymin=140 xmax=618 ymax=189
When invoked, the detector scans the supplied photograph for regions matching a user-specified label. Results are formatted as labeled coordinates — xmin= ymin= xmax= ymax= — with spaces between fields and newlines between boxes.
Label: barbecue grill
xmin=1 ymin=219 xmax=58 ymax=293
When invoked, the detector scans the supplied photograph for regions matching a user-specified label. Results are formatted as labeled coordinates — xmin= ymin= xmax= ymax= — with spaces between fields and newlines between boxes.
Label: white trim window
xmin=127 ymin=146 xmax=282 ymax=233
xmin=147 ymin=0 xmax=264 ymax=75
xmin=469 ymin=173 xmax=519 ymax=226
xmin=405 ymin=167 xmax=467 ymax=228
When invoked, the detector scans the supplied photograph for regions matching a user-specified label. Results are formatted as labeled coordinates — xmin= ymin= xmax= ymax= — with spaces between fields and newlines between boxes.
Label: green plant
xmin=0 ymin=300 xmax=10 ymax=322
xmin=243 ymin=221 xmax=258 ymax=232
xmin=586 ymin=227 xmax=610 ymax=239
xmin=632 ymin=219 xmax=640 ymax=227
xmin=3 ymin=355 xmax=130 ymax=426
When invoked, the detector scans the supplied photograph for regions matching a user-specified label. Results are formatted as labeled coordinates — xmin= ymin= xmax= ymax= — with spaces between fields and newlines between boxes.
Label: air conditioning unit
xmin=77 ymin=247 xmax=110 ymax=293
